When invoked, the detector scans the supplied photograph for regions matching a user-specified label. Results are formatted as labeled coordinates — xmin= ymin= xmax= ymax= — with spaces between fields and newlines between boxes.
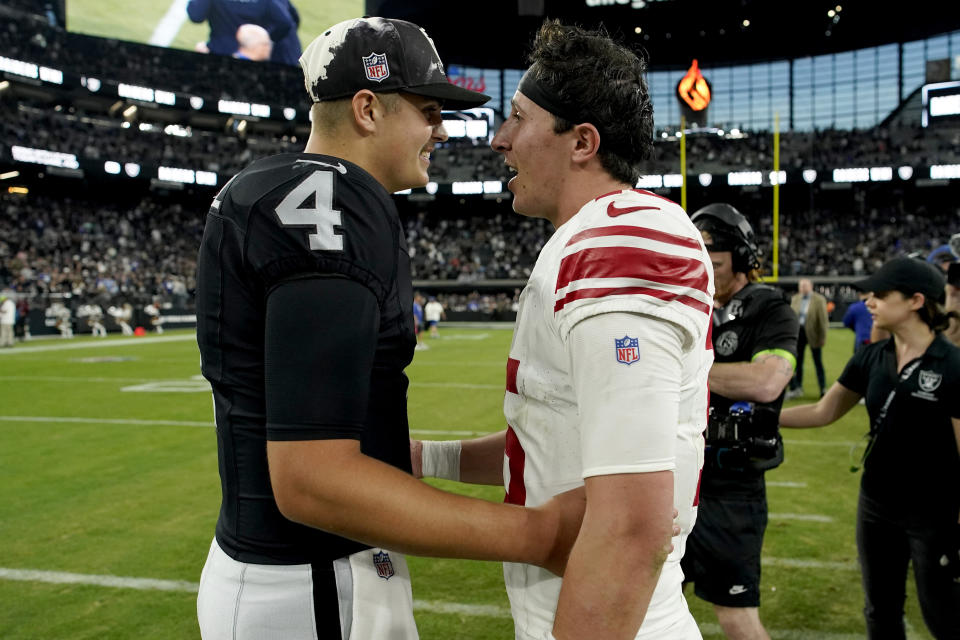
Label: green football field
xmin=66 ymin=0 xmax=363 ymax=56
xmin=0 ymin=327 xmax=938 ymax=639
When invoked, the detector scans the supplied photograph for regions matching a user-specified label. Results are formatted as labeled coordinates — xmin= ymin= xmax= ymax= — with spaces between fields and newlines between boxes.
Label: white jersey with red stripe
xmin=502 ymin=189 xmax=714 ymax=639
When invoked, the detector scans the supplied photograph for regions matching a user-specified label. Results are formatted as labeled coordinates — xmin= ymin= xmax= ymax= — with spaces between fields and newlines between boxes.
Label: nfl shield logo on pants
xmin=362 ymin=53 xmax=390 ymax=83
xmin=373 ymin=550 xmax=395 ymax=580
xmin=615 ymin=336 xmax=640 ymax=365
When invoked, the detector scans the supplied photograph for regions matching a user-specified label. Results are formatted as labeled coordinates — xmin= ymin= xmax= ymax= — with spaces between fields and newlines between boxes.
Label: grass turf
xmin=0 ymin=327 xmax=937 ymax=638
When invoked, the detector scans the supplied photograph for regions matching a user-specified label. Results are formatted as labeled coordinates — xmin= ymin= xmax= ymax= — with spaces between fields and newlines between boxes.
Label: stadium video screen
xmin=66 ymin=0 xmax=365 ymax=66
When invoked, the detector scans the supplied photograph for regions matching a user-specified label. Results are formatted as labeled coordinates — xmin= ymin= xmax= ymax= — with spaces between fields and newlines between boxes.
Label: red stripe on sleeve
xmin=566 ymin=225 xmax=702 ymax=251
xmin=506 ymin=357 xmax=519 ymax=394
xmin=504 ymin=425 xmax=526 ymax=506
xmin=554 ymin=285 xmax=712 ymax=315
xmin=556 ymin=245 xmax=709 ymax=294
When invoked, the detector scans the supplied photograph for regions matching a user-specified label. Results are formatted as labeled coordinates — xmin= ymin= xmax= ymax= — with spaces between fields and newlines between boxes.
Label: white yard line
xmin=1 ymin=567 xmax=872 ymax=636
xmin=769 ymin=513 xmax=834 ymax=522
xmin=149 ymin=0 xmax=190 ymax=46
xmin=0 ymin=334 xmax=194 ymax=354
xmin=0 ymin=567 xmax=509 ymax=617
xmin=767 ymin=481 xmax=808 ymax=488
xmin=0 ymin=415 xmax=493 ymax=437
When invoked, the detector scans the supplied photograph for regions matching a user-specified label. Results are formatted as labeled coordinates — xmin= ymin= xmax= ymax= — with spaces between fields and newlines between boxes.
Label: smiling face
xmin=490 ymin=91 xmax=573 ymax=224
xmin=373 ymin=92 xmax=447 ymax=193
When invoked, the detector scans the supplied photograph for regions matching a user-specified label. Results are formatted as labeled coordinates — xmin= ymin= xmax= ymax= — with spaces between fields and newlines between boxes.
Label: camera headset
xmin=690 ymin=203 xmax=761 ymax=273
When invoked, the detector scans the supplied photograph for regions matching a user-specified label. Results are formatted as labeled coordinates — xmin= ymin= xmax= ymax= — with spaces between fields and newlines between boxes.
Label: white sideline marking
xmin=1 ymin=567 xmax=873 ymax=635
xmin=1 ymin=415 xmax=214 ymax=428
xmin=767 ymin=481 xmax=808 ymax=488
xmin=763 ymin=557 xmax=857 ymax=571
xmin=783 ymin=439 xmax=858 ymax=447
xmin=0 ymin=334 xmax=194 ymax=354
xmin=2 ymin=375 xmax=500 ymax=392
xmin=0 ymin=416 xmax=493 ymax=437
xmin=413 ymin=382 xmax=500 ymax=390
xmin=149 ymin=0 xmax=190 ymax=46
xmin=769 ymin=513 xmax=834 ymax=522
xmin=0 ymin=567 xmax=510 ymax=617
xmin=699 ymin=622 xmax=862 ymax=640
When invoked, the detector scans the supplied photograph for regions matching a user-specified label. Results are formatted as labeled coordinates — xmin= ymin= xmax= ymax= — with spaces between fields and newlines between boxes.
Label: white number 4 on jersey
xmin=274 ymin=171 xmax=343 ymax=251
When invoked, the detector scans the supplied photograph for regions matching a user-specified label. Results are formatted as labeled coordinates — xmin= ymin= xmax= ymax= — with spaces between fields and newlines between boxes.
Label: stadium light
xmin=283 ymin=107 xmax=296 ymax=121
xmin=663 ymin=174 xmax=683 ymax=188
xmin=802 ymin=170 xmax=817 ymax=184
xmin=0 ymin=171 xmax=19 ymax=180
xmin=124 ymin=163 xmax=141 ymax=178
xmin=83 ymin=77 xmax=101 ymax=92
xmin=190 ymin=96 xmax=204 ymax=110
xmin=122 ymin=105 xmax=138 ymax=120
xmin=869 ymin=167 xmax=892 ymax=182
xmin=833 ymin=167 xmax=870 ymax=182
xmin=930 ymin=164 xmax=960 ymax=179
xmin=698 ymin=173 xmax=712 ymax=187
xmin=426 ymin=182 xmax=438 ymax=195
xmin=727 ymin=171 xmax=762 ymax=186
xmin=0 ymin=80 xmax=9 ymax=92
xmin=637 ymin=175 xmax=663 ymax=189
xmin=104 ymin=161 xmax=121 ymax=175
xmin=898 ymin=166 xmax=914 ymax=180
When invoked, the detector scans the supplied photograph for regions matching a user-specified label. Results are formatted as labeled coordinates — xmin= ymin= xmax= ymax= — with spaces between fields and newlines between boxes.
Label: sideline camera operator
xmin=680 ymin=203 xmax=799 ymax=640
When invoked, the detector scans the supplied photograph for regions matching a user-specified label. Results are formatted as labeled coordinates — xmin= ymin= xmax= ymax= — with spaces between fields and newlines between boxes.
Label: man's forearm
xmin=552 ymin=472 xmax=673 ymax=640
xmin=460 ymin=430 xmax=506 ymax=485
xmin=268 ymin=439 xmax=578 ymax=570
xmin=709 ymin=356 xmax=792 ymax=403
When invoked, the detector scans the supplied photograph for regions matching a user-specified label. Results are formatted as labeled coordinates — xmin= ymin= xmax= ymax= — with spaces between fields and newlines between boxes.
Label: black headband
xmin=517 ymin=67 xmax=585 ymax=125
xmin=517 ymin=67 xmax=629 ymax=157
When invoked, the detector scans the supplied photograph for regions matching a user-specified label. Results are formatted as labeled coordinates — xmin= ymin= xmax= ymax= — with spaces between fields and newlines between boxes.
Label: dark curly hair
xmin=526 ymin=19 xmax=654 ymax=184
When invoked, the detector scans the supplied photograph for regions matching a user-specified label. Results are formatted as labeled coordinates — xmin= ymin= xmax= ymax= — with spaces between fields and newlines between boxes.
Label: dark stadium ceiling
xmin=368 ymin=0 xmax=960 ymax=70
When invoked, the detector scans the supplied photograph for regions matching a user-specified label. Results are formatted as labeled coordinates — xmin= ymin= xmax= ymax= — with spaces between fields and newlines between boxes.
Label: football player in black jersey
xmin=195 ymin=17 xmax=586 ymax=640
xmin=680 ymin=203 xmax=798 ymax=640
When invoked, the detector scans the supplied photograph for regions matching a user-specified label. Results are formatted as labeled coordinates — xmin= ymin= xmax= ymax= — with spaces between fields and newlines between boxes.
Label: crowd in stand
xmin=0 ymin=192 xmax=200 ymax=308
xmin=3 ymin=3 xmax=960 ymax=325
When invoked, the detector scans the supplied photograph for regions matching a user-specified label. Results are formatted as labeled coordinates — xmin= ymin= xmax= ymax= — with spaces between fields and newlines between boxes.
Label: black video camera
xmin=705 ymin=402 xmax=784 ymax=472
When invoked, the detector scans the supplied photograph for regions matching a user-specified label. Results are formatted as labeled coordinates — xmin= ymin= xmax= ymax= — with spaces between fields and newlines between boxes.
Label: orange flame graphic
xmin=677 ymin=59 xmax=711 ymax=111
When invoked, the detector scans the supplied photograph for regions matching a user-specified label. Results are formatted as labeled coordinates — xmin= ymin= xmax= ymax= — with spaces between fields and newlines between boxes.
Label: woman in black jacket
xmin=780 ymin=257 xmax=960 ymax=639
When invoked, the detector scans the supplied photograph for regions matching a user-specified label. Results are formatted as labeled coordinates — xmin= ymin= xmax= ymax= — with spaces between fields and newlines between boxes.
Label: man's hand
xmin=409 ymin=438 xmax=423 ymax=479
xmin=535 ymin=486 xmax=587 ymax=576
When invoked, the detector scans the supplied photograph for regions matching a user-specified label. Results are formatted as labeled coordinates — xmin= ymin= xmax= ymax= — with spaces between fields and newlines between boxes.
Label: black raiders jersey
xmin=838 ymin=334 xmax=960 ymax=524
xmin=196 ymin=152 xmax=416 ymax=564
xmin=710 ymin=282 xmax=798 ymax=415
xmin=705 ymin=283 xmax=798 ymax=487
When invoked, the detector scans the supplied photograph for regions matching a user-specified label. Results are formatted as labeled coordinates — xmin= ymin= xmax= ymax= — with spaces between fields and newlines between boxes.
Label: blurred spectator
xmin=186 ymin=0 xmax=295 ymax=60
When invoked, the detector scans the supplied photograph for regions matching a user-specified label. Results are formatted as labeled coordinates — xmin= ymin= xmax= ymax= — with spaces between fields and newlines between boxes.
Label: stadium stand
xmin=1 ymin=3 xmax=960 ymax=335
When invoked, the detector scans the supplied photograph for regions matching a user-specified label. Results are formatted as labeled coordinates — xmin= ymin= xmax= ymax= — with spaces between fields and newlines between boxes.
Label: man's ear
xmin=350 ymin=90 xmax=379 ymax=134
xmin=570 ymin=122 xmax=601 ymax=164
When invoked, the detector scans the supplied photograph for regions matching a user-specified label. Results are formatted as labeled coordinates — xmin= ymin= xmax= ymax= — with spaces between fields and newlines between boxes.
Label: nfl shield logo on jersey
xmin=362 ymin=53 xmax=390 ymax=83
xmin=373 ymin=550 xmax=395 ymax=580
xmin=615 ymin=336 xmax=640 ymax=365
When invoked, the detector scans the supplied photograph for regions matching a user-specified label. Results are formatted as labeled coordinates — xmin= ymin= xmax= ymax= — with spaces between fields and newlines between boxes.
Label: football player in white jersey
xmin=413 ymin=20 xmax=713 ymax=640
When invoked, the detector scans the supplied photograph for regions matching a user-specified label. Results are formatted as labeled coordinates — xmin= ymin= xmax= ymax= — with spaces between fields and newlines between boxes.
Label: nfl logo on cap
xmin=373 ymin=550 xmax=395 ymax=580
xmin=362 ymin=53 xmax=390 ymax=83
xmin=615 ymin=336 xmax=640 ymax=365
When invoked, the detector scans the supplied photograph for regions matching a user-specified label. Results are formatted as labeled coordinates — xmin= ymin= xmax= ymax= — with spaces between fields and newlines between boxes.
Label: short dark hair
xmin=526 ymin=19 xmax=653 ymax=184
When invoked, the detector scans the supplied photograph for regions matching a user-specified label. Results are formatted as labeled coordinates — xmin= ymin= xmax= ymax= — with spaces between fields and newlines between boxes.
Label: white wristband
xmin=421 ymin=440 xmax=461 ymax=481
